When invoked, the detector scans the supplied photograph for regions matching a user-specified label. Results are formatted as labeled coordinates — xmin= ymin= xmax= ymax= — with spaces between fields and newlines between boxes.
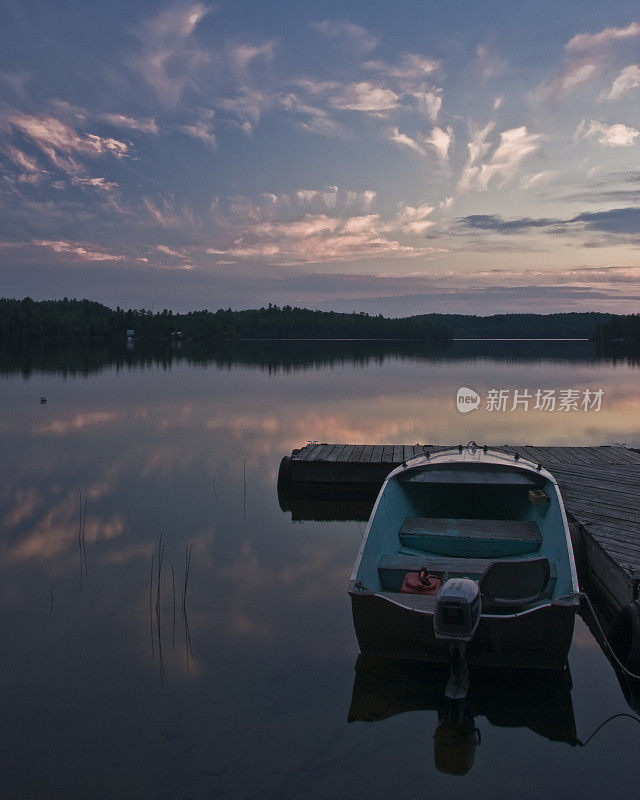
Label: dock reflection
xmin=278 ymin=482 xmax=377 ymax=522
xmin=348 ymin=655 xmax=577 ymax=774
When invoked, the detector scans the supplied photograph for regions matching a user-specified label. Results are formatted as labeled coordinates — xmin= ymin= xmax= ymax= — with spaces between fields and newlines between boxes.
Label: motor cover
xmin=434 ymin=578 xmax=481 ymax=641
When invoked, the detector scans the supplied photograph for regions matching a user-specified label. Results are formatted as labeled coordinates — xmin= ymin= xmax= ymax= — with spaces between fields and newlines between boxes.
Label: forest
xmin=0 ymin=297 xmax=625 ymax=342
xmin=592 ymin=314 xmax=640 ymax=342
xmin=0 ymin=298 xmax=451 ymax=341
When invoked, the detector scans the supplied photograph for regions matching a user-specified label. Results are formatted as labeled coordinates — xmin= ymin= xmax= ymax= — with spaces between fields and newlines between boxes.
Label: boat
xmin=348 ymin=444 xmax=580 ymax=681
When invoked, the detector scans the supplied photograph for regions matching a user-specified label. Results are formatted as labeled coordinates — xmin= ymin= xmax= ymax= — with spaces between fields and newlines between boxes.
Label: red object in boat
xmin=400 ymin=568 xmax=442 ymax=595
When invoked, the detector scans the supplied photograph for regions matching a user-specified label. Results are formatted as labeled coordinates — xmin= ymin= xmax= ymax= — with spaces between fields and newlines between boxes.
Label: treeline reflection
xmin=2 ymin=338 xmax=639 ymax=377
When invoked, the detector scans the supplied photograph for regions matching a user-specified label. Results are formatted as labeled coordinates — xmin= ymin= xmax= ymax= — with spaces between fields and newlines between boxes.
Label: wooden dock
xmin=278 ymin=443 xmax=640 ymax=612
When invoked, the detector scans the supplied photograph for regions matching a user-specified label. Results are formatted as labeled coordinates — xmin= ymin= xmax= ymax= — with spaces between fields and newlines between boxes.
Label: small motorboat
xmin=348 ymin=444 xmax=580 ymax=691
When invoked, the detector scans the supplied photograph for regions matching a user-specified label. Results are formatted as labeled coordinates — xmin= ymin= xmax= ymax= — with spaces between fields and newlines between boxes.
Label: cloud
xmin=566 ymin=22 xmax=640 ymax=52
xmin=457 ymin=125 xmax=542 ymax=192
xmin=389 ymin=126 xmax=452 ymax=161
xmin=4 ymin=145 xmax=44 ymax=175
xmin=226 ymin=41 xmax=276 ymax=72
xmin=143 ymin=196 xmax=197 ymax=228
xmin=577 ymin=119 xmax=640 ymax=147
xmin=129 ymin=3 xmax=211 ymax=106
xmin=345 ymin=190 xmax=376 ymax=209
xmin=601 ymin=64 xmax=640 ymax=101
xmin=33 ymin=239 xmax=125 ymax=261
xmin=412 ymin=91 xmax=442 ymax=122
xmin=100 ymin=113 xmax=159 ymax=133
xmin=457 ymin=207 xmax=640 ymax=237
xmin=475 ymin=45 xmax=507 ymax=82
xmin=363 ymin=53 xmax=439 ymax=79
xmin=520 ymin=170 xmax=556 ymax=190
xmin=291 ymin=187 xmax=376 ymax=210
xmin=458 ymin=214 xmax=561 ymax=233
xmin=330 ymin=82 xmax=399 ymax=114
xmin=389 ymin=127 xmax=425 ymax=156
xmin=535 ymin=60 xmax=600 ymax=101
xmin=456 ymin=120 xmax=494 ymax=192
xmin=571 ymin=207 xmax=640 ymax=234
xmin=295 ymin=186 xmax=338 ymax=207
xmin=205 ymin=211 xmax=432 ymax=265
xmin=179 ymin=113 xmax=216 ymax=148
xmin=278 ymin=93 xmax=347 ymax=137
xmin=395 ymin=202 xmax=435 ymax=234
xmin=4 ymin=112 xmax=129 ymax=175
xmin=309 ymin=20 xmax=378 ymax=53
xmin=217 ymin=87 xmax=275 ymax=127
xmin=425 ymin=126 xmax=453 ymax=162
xmin=71 ymin=176 xmax=119 ymax=194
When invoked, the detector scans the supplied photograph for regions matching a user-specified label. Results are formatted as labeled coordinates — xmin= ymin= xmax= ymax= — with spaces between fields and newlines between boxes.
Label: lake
xmin=1 ymin=339 xmax=639 ymax=799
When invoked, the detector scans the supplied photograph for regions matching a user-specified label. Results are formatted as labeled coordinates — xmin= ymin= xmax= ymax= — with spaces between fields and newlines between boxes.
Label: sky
xmin=2 ymin=0 xmax=640 ymax=315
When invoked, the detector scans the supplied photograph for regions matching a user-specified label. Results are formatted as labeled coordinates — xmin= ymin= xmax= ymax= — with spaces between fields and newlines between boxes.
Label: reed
xmin=155 ymin=536 xmax=166 ymax=684
xmin=149 ymin=553 xmax=155 ymax=662
xmin=77 ymin=488 xmax=88 ymax=586
xmin=182 ymin=543 xmax=194 ymax=666
xmin=171 ymin=562 xmax=176 ymax=649
xmin=243 ymin=459 xmax=246 ymax=520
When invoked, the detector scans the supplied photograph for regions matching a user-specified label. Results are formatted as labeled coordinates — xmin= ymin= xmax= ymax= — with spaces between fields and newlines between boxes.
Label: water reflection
xmin=2 ymin=342 xmax=640 ymax=798
xmin=4 ymin=338 xmax=640 ymax=379
xmin=349 ymin=656 xmax=577 ymax=775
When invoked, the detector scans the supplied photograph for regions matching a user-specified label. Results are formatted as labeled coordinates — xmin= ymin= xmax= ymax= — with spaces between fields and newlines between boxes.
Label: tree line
xmin=0 ymin=298 xmax=630 ymax=342
xmin=0 ymin=298 xmax=451 ymax=342
xmin=592 ymin=314 xmax=640 ymax=342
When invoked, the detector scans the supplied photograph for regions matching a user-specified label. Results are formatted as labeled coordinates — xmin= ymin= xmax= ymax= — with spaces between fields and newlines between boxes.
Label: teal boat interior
xmin=353 ymin=457 xmax=576 ymax=612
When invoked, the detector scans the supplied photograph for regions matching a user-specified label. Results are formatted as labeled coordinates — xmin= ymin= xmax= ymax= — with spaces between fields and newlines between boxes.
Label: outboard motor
xmin=434 ymin=579 xmax=481 ymax=700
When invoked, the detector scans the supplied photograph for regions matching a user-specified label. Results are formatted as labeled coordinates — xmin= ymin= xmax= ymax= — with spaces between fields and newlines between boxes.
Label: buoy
xmin=609 ymin=599 xmax=640 ymax=673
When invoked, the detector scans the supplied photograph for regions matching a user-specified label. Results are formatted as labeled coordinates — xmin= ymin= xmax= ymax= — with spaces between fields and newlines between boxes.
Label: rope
xmin=579 ymin=592 xmax=640 ymax=681
xmin=578 ymin=713 xmax=640 ymax=747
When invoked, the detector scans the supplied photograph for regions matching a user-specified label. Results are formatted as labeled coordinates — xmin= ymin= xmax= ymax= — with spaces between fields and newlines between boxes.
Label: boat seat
xmin=377 ymin=554 xmax=556 ymax=593
xmin=399 ymin=517 xmax=541 ymax=558
xmin=479 ymin=557 xmax=552 ymax=612
xmin=378 ymin=554 xmax=495 ymax=591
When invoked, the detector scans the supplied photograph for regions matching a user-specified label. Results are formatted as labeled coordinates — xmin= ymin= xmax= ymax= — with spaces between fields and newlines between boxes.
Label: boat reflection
xmin=348 ymin=655 xmax=577 ymax=775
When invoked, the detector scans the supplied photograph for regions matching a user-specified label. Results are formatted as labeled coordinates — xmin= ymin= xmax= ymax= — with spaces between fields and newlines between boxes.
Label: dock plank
xmin=358 ymin=445 xmax=375 ymax=463
xmin=300 ymin=443 xmax=324 ymax=461
xmin=382 ymin=445 xmax=395 ymax=463
xmin=348 ymin=445 xmax=365 ymax=463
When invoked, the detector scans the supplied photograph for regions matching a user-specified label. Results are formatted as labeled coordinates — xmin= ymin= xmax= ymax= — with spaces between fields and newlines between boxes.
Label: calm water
xmin=1 ymin=340 xmax=640 ymax=799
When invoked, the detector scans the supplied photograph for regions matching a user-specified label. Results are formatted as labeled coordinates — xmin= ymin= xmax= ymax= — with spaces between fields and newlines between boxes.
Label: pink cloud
xmin=566 ymin=22 xmax=640 ymax=52
xmin=32 ymin=239 xmax=126 ymax=262
xmin=6 ymin=112 xmax=129 ymax=174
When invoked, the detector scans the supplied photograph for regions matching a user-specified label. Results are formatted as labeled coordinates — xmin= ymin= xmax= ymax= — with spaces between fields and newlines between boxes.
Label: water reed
xmin=243 ymin=459 xmax=246 ymax=521
xmin=171 ymin=562 xmax=176 ymax=649
xmin=148 ymin=538 xmax=194 ymax=678
xmin=183 ymin=543 xmax=194 ymax=668
xmin=149 ymin=553 xmax=155 ymax=663
xmin=155 ymin=536 xmax=166 ymax=684
xmin=77 ymin=489 xmax=88 ymax=586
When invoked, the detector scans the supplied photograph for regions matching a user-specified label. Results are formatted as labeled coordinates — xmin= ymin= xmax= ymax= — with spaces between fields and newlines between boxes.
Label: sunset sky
xmin=2 ymin=0 xmax=640 ymax=314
